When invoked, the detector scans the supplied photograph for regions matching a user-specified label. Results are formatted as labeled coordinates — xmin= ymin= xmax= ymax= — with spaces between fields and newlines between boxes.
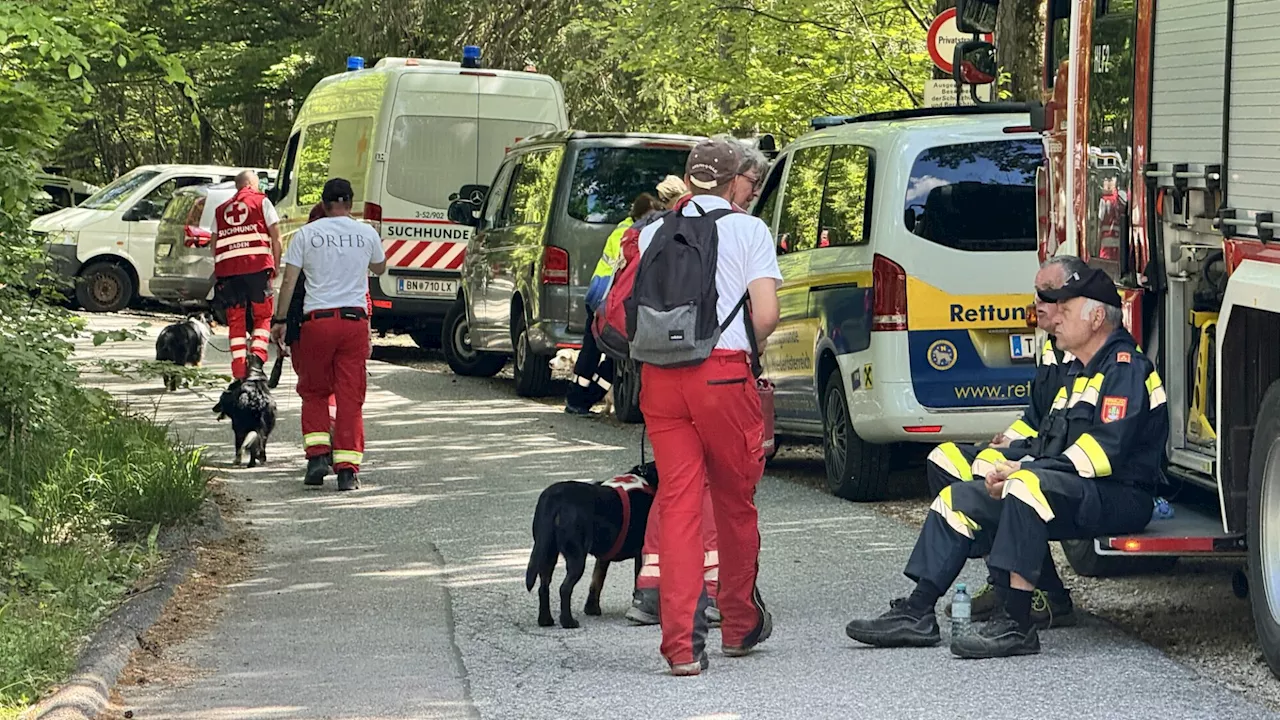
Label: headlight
xmin=47 ymin=230 xmax=78 ymax=245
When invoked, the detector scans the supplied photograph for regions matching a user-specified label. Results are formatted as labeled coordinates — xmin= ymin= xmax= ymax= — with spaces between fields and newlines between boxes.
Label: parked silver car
xmin=445 ymin=131 xmax=700 ymax=398
xmin=150 ymin=181 xmax=237 ymax=308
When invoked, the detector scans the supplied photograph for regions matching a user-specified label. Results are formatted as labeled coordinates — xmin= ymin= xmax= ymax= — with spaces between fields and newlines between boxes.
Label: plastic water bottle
xmin=952 ymin=583 xmax=971 ymax=638
xmin=1153 ymin=497 xmax=1175 ymax=521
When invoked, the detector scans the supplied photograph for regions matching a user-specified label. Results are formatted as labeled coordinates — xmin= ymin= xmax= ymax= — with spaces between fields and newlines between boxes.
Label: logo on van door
xmin=927 ymin=340 xmax=958 ymax=371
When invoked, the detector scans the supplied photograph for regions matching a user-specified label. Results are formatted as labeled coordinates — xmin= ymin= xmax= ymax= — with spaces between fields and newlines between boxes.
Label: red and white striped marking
xmin=383 ymin=240 xmax=466 ymax=270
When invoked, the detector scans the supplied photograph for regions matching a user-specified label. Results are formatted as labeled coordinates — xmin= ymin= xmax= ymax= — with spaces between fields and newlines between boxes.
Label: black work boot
xmin=845 ymin=598 xmax=941 ymax=648
xmin=625 ymin=588 xmax=660 ymax=626
xmin=1031 ymin=589 xmax=1077 ymax=629
xmin=337 ymin=468 xmax=359 ymax=491
xmin=304 ymin=455 xmax=330 ymax=486
xmin=950 ymin=617 xmax=1041 ymax=659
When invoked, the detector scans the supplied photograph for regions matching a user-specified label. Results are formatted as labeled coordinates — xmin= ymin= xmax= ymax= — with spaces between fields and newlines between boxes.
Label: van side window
xmin=482 ymin=161 xmax=517 ymax=230
xmin=297 ymin=121 xmax=336 ymax=209
xmin=905 ymin=139 xmax=1042 ymax=252
xmin=567 ymin=146 xmax=690 ymax=225
xmin=277 ymin=132 xmax=301 ymax=201
xmin=751 ymin=156 xmax=788 ymax=231
xmin=503 ymin=148 xmax=564 ymax=227
xmin=819 ymin=145 xmax=874 ymax=246
xmin=297 ymin=118 xmax=374 ymax=209
xmin=386 ymin=116 xmax=479 ymax=209
xmin=776 ymin=146 xmax=830 ymax=255
xmin=133 ymin=176 xmax=209 ymax=221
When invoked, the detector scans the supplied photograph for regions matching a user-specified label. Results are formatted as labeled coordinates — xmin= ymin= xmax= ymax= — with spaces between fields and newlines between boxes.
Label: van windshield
xmin=80 ymin=169 xmax=161 ymax=210
xmin=904 ymin=139 xmax=1043 ymax=252
xmin=568 ymin=146 xmax=690 ymax=224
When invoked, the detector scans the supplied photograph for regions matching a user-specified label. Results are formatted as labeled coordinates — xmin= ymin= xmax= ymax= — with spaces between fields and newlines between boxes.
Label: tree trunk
xmin=995 ymin=0 xmax=1046 ymax=101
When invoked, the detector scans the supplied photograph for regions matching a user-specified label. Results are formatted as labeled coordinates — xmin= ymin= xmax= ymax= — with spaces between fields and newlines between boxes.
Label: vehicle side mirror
xmin=1028 ymin=101 xmax=1048 ymax=133
xmin=955 ymin=0 xmax=999 ymax=35
xmin=448 ymin=199 xmax=480 ymax=228
xmin=953 ymin=40 xmax=998 ymax=86
xmin=124 ymin=201 xmax=156 ymax=222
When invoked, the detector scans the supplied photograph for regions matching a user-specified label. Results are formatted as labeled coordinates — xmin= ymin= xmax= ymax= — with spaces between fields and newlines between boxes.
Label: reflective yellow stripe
xmin=1063 ymin=433 xmax=1112 ymax=478
xmin=1067 ymin=376 xmax=1089 ymax=408
xmin=1052 ymin=386 xmax=1068 ymax=410
xmin=304 ymin=432 xmax=331 ymax=448
xmin=930 ymin=485 xmax=980 ymax=538
xmin=1080 ymin=373 xmax=1105 ymax=407
xmin=1147 ymin=371 xmax=1167 ymax=409
xmin=639 ymin=565 xmax=661 ymax=578
xmin=928 ymin=442 xmax=971 ymax=481
xmin=1004 ymin=419 xmax=1038 ymax=440
xmin=1041 ymin=338 xmax=1057 ymax=366
xmin=333 ymin=450 xmax=363 ymax=465
xmin=971 ymin=447 xmax=1009 ymax=479
xmin=1003 ymin=469 xmax=1056 ymax=521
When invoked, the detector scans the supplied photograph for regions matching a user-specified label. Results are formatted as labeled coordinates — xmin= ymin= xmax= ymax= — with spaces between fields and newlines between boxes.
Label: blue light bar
xmin=462 ymin=45 xmax=481 ymax=69
xmin=347 ymin=56 xmax=365 ymax=72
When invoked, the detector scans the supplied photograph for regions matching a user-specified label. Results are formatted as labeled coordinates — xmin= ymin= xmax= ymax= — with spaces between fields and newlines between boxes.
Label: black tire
xmin=441 ymin=297 xmax=506 ymax=377
xmin=512 ymin=313 xmax=553 ymax=397
xmin=613 ymin=359 xmax=644 ymax=424
xmin=409 ymin=328 xmax=443 ymax=351
xmin=1248 ymin=379 xmax=1280 ymax=678
xmin=821 ymin=369 xmax=891 ymax=501
xmin=75 ymin=261 xmax=133 ymax=313
xmin=1061 ymin=538 xmax=1177 ymax=577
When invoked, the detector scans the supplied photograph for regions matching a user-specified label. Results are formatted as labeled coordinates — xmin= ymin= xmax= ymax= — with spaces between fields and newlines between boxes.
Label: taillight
xmin=363 ymin=201 xmax=382 ymax=237
xmin=871 ymin=254 xmax=908 ymax=331
xmin=184 ymin=225 xmax=211 ymax=248
xmin=541 ymin=246 xmax=569 ymax=285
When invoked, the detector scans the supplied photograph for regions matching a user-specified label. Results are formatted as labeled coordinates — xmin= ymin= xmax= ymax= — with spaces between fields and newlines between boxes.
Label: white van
xmin=31 ymin=164 xmax=273 ymax=312
xmin=269 ymin=50 xmax=569 ymax=348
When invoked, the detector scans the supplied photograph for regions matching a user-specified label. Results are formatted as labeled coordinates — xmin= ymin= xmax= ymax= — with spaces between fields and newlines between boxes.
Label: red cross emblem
xmin=223 ymin=201 xmax=249 ymax=226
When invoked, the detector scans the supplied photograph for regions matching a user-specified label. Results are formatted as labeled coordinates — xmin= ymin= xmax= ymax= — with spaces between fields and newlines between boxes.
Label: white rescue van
xmin=270 ymin=48 xmax=569 ymax=348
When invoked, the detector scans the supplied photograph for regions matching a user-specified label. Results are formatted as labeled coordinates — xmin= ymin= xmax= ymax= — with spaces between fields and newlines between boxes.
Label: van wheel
xmin=76 ymin=261 xmax=133 ymax=313
xmin=1248 ymin=380 xmax=1280 ymax=678
xmin=442 ymin=297 xmax=505 ymax=377
xmin=821 ymin=369 xmax=890 ymax=501
xmin=1060 ymin=538 xmax=1177 ymax=577
xmin=512 ymin=314 xmax=553 ymax=397
xmin=613 ymin=359 xmax=644 ymax=424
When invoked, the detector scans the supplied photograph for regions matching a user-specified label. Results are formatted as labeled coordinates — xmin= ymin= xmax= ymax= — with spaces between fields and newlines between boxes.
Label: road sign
xmin=923 ymin=79 xmax=993 ymax=108
xmin=927 ymin=7 xmax=994 ymax=75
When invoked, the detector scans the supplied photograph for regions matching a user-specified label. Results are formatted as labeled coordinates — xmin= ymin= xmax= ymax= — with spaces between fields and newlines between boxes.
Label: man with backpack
xmin=599 ymin=137 xmax=780 ymax=675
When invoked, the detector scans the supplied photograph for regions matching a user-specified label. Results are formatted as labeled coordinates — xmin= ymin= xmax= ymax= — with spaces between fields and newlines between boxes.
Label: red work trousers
xmin=226 ymin=297 xmax=274 ymax=379
xmin=640 ymin=350 xmax=767 ymax=667
xmin=293 ymin=315 xmax=370 ymax=473
xmin=635 ymin=479 xmax=719 ymax=601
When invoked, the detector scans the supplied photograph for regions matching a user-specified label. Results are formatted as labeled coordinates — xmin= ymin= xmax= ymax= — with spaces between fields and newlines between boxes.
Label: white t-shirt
xmin=283 ymin=216 xmax=386 ymax=313
xmin=637 ymin=195 xmax=782 ymax=352
xmin=261 ymin=197 xmax=279 ymax=227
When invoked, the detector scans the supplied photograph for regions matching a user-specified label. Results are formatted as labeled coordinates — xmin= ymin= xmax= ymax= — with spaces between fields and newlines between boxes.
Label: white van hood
xmin=31 ymin=206 xmax=111 ymax=233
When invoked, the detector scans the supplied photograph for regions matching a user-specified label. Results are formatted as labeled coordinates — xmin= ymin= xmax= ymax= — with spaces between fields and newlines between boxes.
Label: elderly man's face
xmin=1034 ymin=264 xmax=1067 ymax=334
xmin=1054 ymin=297 xmax=1105 ymax=352
xmin=731 ymin=170 xmax=762 ymax=208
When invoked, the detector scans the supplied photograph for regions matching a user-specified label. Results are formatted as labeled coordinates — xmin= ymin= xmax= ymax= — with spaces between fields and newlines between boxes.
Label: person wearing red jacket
xmin=212 ymin=170 xmax=282 ymax=379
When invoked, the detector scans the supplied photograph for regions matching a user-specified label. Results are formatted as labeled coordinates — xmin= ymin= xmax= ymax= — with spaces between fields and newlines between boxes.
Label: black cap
xmin=1038 ymin=266 xmax=1122 ymax=307
xmin=322 ymin=178 xmax=354 ymax=204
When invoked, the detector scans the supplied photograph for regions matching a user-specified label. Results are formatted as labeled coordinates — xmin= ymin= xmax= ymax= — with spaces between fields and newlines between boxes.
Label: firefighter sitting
xmin=845 ymin=266 xmax=1169 ymax=659
xmin=925 ymin=255 xmax=1090 ymax=629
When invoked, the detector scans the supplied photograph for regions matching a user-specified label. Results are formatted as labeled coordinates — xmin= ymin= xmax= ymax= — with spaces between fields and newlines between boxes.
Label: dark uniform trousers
xmin=566 ymin=307 xmax=615 ymax=409
xmin=908 ymin=327 xmax=1167 ymax=596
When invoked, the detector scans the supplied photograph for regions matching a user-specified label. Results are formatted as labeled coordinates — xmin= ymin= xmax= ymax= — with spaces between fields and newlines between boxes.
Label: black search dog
xmin=212 ymin=372 xmax=277 ymax=468
xmin=155 ymin=312 xmax=213 ymax=391
xmin=525 ymin=462 xmax=659 ymax=629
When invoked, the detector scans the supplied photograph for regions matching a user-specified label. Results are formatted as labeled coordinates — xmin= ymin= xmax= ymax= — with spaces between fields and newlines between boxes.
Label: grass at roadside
xmin=0 ymin=389 xmax=209 ymax=714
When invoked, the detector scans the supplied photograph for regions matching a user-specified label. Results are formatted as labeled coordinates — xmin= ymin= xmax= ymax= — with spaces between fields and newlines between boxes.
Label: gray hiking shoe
xmin=625 ymin=589 xmax=660 ymax=625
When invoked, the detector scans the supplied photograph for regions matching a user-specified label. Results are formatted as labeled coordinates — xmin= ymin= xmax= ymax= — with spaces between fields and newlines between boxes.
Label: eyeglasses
xmin=739 ymin=173 xmax=763 ymax=190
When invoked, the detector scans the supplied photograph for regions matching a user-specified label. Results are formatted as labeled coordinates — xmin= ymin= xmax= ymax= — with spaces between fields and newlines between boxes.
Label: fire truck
xmin=950 ymin=0 xmax=1280 ymax=674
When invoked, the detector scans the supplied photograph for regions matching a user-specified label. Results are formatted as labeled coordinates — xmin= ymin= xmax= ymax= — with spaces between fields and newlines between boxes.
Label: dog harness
xmin=600 ymin=473 xmax=654 ymax=562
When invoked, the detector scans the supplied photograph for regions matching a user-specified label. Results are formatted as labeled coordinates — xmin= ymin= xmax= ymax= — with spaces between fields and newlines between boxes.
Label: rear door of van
xmin=893 ymin=130 xmax=1044 ymax=410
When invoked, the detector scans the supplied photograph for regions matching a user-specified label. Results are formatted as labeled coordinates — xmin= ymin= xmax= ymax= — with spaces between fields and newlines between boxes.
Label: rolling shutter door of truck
xmin=1226 ymin=0 xmax=1280 ymax=221
xmin=1150 ymin=0 xmax=1228 ymax=169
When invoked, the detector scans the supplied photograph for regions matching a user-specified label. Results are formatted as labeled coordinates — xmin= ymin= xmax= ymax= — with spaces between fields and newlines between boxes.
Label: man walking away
xmin=213 ymin=170 xmax=282 ymax=379
xmin=271 ymin=179 xmax=386 ymax=491
xmin=634 ymin=138 xmax=781 ymax=675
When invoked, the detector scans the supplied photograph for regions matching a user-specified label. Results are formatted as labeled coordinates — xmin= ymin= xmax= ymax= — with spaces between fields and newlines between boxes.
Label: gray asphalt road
xmin=83 ymin=313 xmax=1277 ymax=720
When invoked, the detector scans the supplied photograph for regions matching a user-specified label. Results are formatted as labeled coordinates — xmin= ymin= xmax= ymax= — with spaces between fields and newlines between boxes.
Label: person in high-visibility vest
xmin=212 ymin=170 xmax=282 ymax=379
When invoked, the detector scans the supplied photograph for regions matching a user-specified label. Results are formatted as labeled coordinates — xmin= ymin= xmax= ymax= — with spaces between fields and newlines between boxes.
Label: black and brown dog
xmin=525 ymin=462 xmax=659 ymax=629
xmin=211 ymin=361 xmax=277 ymax=468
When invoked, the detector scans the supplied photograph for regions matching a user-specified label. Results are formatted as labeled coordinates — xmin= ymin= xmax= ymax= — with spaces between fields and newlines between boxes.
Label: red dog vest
xmin=600 ymin=473 xmax=654 ymax=561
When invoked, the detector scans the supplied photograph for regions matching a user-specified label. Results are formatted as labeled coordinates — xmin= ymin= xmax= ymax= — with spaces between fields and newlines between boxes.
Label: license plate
xmin=1009 ymin=334 xmax=1037 ymax=360
xmin=397 ymin=277 xmax=457 ymax=297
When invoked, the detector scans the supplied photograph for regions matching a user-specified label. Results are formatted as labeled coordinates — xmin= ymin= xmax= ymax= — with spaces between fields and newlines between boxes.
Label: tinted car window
xmin=567 ymin=146 xmax=690 ymax=224
xmin=819 ymin=145 xmax=874 ymax=247
xmin=776 ymin=146 xmax=830 ymax=254
xmin=904 ymin=139 xmax=1042 ymax=252
xmin=504 ymin=147 xmax=564 ymax=227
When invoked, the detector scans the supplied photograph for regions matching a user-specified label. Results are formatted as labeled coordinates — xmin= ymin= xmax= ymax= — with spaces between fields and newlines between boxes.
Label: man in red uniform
xmin=271 ymin=179 xmax=386 ymax=491
xmin=213 ymin=170 xmax=282 ymax=379
xmin=635 ymin=138 xmax=781 ymax=675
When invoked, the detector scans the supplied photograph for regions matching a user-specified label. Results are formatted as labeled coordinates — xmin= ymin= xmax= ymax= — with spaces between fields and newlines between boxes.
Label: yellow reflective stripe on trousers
xmin=304 ymin=432 xmax=331 ymax=448
xmin=1063 ymin=433 xmax=1112 ymax=478
xmin=333 ymin=450 xmax=363 ymax=466
xmin=930 ymin=485 xmax=980 ymax=539
xmin=927 ymin=442 xmax=972 ymax=480
xmin=1002 ymin=469 xmax=1056 ymax=522
xmin=1004 ymin=419 xmax=1038 ymax=441
xmin=971 ymin=447 xmax=1009 ymax=479
xmin=1147 ymin=371 xmax=1167 ymax=409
